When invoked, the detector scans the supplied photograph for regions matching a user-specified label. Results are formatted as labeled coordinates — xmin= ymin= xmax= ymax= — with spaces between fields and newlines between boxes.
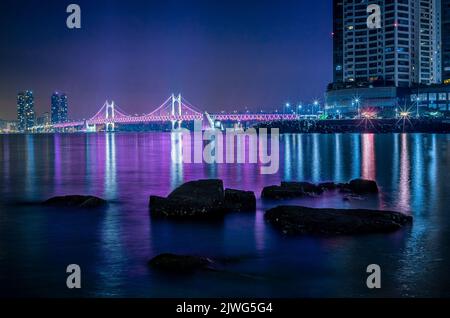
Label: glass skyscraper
xmin=51 ymin=92 xmax=68 ymax=124
xmin=17 ymin=91 xmax=35 ymax=132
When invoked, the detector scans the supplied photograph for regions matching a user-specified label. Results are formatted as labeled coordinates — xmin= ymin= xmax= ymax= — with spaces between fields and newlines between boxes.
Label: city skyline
xmin=0 ymin=0 xmax=332 ymax=120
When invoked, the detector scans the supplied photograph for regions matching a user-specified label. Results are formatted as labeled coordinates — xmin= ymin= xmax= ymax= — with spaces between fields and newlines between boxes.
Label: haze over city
xmin=0 ymin=0 xmax=332 ymax=120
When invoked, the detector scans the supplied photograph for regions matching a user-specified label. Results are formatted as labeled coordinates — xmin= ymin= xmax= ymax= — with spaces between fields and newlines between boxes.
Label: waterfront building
xmin=17 ymin=91 xmax=35 ymax=132
xmin=409 ymin=84 xmax=450 ymax=111
xmin=36 ymin=112 xmax=51 ymax=126
xmin=0 ymin=119 xmax=18 ymax=133
xmin=442 ymin=0 xmax=450 ymax=82
xmin=51 ymin=92 xmax=68 ymax=124
xmin=327 ymin=0 xmax=443 ymax=112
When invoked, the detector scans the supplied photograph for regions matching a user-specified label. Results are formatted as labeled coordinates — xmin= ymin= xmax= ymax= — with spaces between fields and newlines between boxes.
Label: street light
xmin=354 ymin=98 xmax=361 ymax=118
xmin=285 ymin=103 xmax=291 ymax=114
xmin=416 ymin=97 xmax=420 ymax=118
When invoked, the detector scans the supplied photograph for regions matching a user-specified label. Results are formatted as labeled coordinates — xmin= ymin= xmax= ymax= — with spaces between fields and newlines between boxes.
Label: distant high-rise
xmin=334 ymin=0 xmax=442 ymax=87
xmin=17 ymin=91 xmax=35 ymax=132
xmin=442 ymin=0 xmax=450 ymax=82
xmin=51 ymin=92 xmax=68 ymax=124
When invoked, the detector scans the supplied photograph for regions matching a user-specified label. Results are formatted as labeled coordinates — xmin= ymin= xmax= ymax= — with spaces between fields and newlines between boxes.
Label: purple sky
xmin=0 ymin=0 xmax=332 ymax=120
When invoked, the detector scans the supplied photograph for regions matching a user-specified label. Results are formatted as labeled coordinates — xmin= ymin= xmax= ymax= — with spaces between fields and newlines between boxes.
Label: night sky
xmin=0 ymin=0 xmax=332 ymax=120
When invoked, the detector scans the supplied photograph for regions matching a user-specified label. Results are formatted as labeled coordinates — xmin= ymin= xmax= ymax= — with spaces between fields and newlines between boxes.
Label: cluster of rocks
xmin=39 ymin=180 xmax=412 ymax=275
xmin=149 ymin=179 xmax=256 ymax=218
xmin=261 ymin=178 xmax=378 ymax=199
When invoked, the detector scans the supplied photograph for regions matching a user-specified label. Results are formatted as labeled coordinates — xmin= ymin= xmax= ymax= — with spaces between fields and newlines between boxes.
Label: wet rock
xmin=262 ymin=182 xmax=322 ymax=199
xmin=43 ymin=195 xmax=107 ymax=209
xmin=319 ymin=182 xmax=337 ymax=191
xmin=347 ymin=179 xmax=379 ymax=194
xmin=265 ymin=205 xmax=412 ymax=235
xmin=148 ymin=253 xmax=214 ymax=273
xmin=149 ymin=179 xmax=228 ymax=218
xmin=224 ymin=189 xmax=257 ymax=212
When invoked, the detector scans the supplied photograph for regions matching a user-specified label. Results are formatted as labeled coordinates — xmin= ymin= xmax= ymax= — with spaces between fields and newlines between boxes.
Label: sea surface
xmin=0 ymin=132 xmax=449 ymax=297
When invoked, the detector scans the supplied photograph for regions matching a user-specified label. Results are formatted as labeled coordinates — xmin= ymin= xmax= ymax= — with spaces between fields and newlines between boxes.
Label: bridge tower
xmin=105 ymin=101 xmax=115 ymax=132
xmin=171 ymin=94 xmax=182 ymax=130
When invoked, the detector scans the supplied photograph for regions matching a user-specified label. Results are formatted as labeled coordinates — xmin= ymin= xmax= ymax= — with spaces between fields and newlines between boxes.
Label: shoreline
xmin=254 ymin=118 xmax=450 ymax=134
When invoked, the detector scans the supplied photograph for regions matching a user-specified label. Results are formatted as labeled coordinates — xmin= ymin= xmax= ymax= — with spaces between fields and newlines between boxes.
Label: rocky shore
xmin=254 ymin=118 xmax=450 ymax=134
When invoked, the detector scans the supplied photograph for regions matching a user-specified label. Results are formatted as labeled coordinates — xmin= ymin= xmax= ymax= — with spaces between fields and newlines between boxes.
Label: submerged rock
xmin=224 ymin=189 xmax=257 ymax=212
xmin=265 ymin=205 xmax=412 ymax=235
xmin=347 ymin=179 xmax=379 ymax=194
xmin=319 ymin=182 xmax=337 ymax=191
xmin=148 ymin=253 xmax=214 ymax=273
xmin=43 ymin=195 xmax=107 ymax=208
xmin=150 ymin=179 xmax=256 ymax=218
xmin=262 ymin=182 xmax=322 ymax=199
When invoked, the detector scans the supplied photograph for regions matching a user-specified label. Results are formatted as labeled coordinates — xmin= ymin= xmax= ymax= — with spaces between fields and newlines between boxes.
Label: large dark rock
xmin=262 ymin=182 xmax=322 ymax=199
xmin=43 ymin=195 xmax=107 ymax=208
xmin=148 ymin=253 xmax=214 ymax=273
xmin=149 ymin=179 xmax=228 ymax=218
xmin=265 ymin=205 xmax=412 ymax=235
xmin=347 ymin=179 xmax=379 ymax=194
xmin=224 ymin=189 xmax=257 ymax=212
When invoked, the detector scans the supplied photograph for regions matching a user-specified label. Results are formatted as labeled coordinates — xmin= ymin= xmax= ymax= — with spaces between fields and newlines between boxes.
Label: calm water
xmin=0 ymin=133 xmax=449 ymax=298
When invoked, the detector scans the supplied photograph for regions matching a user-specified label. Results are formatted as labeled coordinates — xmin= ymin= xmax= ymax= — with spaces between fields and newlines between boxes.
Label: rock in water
xmin=262 ymin=182 xmax=322 ymax=199
xmin=319 ymin=182 xmax=337 ymax=191
xmin=43 ymin=195 xmax=107 ymax=208
xmin=148 ymin=253 xmax=213 ymax=273
xmin=347 ymin=179 xmax=379 ymax=194
xmin=265 ymin=206 xmax=412 ymax=235
xmin=224 ymin=189 xmax=257 ymax=212
xmin=149 ymin=179 xmax=228 ymax=218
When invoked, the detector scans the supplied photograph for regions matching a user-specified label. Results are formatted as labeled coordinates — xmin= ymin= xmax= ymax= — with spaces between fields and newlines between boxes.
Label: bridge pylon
xmin=171 ymin=94 xmax=182 ymax=130
xmin=105 ymin=101 xmax=115 ymax=132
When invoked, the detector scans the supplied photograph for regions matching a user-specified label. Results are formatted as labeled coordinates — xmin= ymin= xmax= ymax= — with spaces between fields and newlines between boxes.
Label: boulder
xmin=347 ymin=179 xmax=379 ymax=194
xmin=148 ymin=253 xmax=213 ymax=273
xmin=265 ymin=205 xmax=412 ymax=235
xmin=149 ymin=179 xmax=228 ymax=218
xmin=224 ymin=189 xmax=257 ymax=212
xmin=262 ymin=181 xmax=322 ymax=199
xmin=43 ymin=195 xmax=107 ymax=208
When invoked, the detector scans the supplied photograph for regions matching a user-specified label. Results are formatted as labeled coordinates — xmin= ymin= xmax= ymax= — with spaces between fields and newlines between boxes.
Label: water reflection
xmin=170 ymin=132 xmax=184 ymax=188
xmin=1 ymin=133 xmax=450 ymax=297
xmin=25 ymin=135 xmax=35 ymax=198
xmin=334 ymin=134 xmax=342 ymax=182
xmin=361 ymin=134 xmax=375 ymax=180
xmin=105 ymin=133 xmax=117 ymax=199
xmin=398 ymin=134 xmax=411 ymax=212
xmin=351 ymin=134 xmax=360 ymax=179
xmin=312 ymin=134 xmax=320 ymax=182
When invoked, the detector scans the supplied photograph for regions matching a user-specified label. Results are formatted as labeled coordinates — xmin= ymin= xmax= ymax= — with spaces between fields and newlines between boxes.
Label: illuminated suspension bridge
xmin=53 ymin=94 xmax=308 ymax=132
